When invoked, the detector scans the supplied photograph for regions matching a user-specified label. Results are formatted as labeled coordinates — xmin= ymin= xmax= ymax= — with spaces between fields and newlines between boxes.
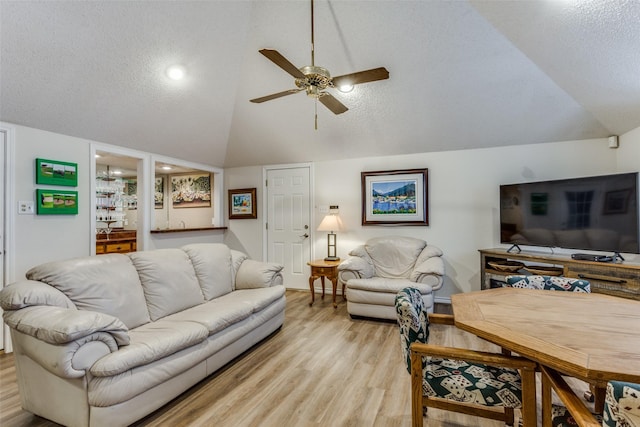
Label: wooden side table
xmin=307 ymin=259 xmax=342 ymax=308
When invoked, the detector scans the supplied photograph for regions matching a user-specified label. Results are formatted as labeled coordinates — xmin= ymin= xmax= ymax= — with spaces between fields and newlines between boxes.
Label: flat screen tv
xmin=500 ymin=172 xmax=639 ymax=256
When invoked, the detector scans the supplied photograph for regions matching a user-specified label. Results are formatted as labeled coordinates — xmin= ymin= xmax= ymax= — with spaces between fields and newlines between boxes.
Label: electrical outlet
xmin=19 ymin=200 xmax=35 ymax=214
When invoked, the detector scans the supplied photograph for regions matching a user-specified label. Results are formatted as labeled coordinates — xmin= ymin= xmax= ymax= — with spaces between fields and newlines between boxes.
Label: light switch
xmin=19 ymin=200 xmax=35 ymax=214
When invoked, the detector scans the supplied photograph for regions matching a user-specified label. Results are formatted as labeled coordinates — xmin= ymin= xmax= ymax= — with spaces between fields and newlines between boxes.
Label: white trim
xmin=151 ymin=155 xmax=224 ymax=228
xmin=434 ymin=295 xmax=452 ymax=305
xmin=262 ymin=162 xmax=314 ymax=261
xmin=1 ymin=123 xmax=16 ymax=353
xmin=91 ymin=144 xmax=152 ymax=252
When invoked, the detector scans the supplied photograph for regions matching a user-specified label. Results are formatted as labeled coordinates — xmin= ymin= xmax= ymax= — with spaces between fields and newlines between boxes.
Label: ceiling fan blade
xmin=259 ymin=49 xmax=307 ymax=79
xmin=319 ymin=93 xmax=348 ymax=115
xmin=332 ymin=67 xmax=389 ymax=87
xmin=250 ymin=89 xmax=303 ymax=103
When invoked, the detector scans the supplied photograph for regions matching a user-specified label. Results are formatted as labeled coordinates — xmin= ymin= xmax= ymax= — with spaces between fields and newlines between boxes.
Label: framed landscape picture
xmin=36 ymin=158 xmax=78 ymax=186
xmin=229 ymin=188 xmax=257 ymax=219
xmin=36 ymin=189 xmax=78 ymax=215
xmin=361 ymin=168 xmax=428 ymax=226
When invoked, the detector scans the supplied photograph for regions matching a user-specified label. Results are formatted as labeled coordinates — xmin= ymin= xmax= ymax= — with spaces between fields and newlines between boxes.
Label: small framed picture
xmin=228 ymin=188 xmax=257 ymax=219
xmin=361 ymin=168 xmax=428 ymax=225
xmin=36 ymin=189 xmax=78 ymax=215
xmin=36 ymin=158 xmax=78 ymax=187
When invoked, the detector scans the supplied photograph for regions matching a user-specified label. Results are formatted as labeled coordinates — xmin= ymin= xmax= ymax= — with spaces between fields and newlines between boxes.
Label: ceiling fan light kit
xmin=250 ymin=0 xmax=389 ymax=128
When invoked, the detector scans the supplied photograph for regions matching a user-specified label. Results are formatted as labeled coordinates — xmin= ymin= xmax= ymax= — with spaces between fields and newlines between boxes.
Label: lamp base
xmin=324 ymin=256 xmax=340 ymax=262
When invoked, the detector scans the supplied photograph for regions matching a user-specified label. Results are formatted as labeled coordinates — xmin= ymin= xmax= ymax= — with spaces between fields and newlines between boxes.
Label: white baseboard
xmin=434 ymin=296 xmax=451 ymax=305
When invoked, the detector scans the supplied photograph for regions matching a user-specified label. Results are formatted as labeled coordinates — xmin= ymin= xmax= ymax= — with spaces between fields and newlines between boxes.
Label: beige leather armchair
xmin=338 ymin=236 xmax=444 ymax=319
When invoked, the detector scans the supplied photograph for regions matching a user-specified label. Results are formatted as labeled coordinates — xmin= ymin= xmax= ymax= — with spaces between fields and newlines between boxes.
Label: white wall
xmin=226 ymin=135 xmax=640 ymax=298
xmin=7 ymin=121 xmax=640 ymax=295
xmin=6 ymin=123 xmax=224 ymax=280
xmin=12 ymin=125 xmax=92 ymax=278
xmin=618 ymin=126 xmax=640 ymax=172
xmin=223 ymin=166 xmax=264 ymax=259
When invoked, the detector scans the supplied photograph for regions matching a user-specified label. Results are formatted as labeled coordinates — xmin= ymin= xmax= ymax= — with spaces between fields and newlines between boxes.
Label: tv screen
xmin=500 ymin=172 xmax=639 ymax=254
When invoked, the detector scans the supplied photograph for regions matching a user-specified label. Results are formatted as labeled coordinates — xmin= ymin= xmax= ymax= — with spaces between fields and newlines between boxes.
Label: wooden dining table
xmin=451 ymin=287 xmax=640 ymax=412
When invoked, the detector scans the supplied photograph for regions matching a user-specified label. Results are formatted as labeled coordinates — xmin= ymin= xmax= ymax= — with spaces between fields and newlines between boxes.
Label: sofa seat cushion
xmin=90 ymin=320 xmax=209 ymax=377
xmin=166 ymin=299 xmax=253 ymax=336
xmin=365 ymin=236 xmax=427 ymax=278
xmin=26 ymin=254 xmax=150 ymax=329
xmin=214 ymin=286 xmax=286 ymax=314
xmin=347 ymin=277 xmax=433 ymax=294
xmin=88 ymin=340 xmax=210 ymax=407
xmin=129 ymin=249 xmax=205 ymax=321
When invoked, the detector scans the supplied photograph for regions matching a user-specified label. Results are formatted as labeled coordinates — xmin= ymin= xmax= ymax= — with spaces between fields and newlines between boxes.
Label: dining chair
xmin=540 ymin=365 xmax=640 ymax=427
xmin=540 ymin=365 xmax=602 ymax=427
xmin=395 ymin=287 xmax=538 ymax=427
xmin=504 ymin=275 xmax=591 ymax=292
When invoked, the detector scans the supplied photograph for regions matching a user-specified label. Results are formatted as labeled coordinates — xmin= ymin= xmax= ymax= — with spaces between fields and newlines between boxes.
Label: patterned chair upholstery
xmin=505 ymin=275 xmax=591 ymax=293
xmin=541 ymin=366 xmax=640 ymax=427
xmin=603 ymin=381 xmax=640 ymax=427
xmin=395 ymin=287 xmax=537 ymax=427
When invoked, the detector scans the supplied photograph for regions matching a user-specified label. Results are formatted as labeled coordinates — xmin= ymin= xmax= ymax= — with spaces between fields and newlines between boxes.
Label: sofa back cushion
xmin=365 ymin=236 xmax=427 ymax=279
xmin=182 ymin=244 xmax=233 ymax=300
xmin=26 ymin=254 xmax=151 ymax=329
xmin=129 ymin=249 xmax=204 ymax=321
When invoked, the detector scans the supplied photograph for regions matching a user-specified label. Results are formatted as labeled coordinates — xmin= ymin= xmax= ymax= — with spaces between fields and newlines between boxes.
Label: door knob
xmin=300 ymin=233 xmax=309 ymax=238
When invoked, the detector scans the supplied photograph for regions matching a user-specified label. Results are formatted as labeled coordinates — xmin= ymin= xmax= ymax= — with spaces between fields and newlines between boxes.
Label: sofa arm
xmin=0 ymin=280 xmax=75 ymax=310
xmin=235 ymin=259 xmax=284 ymax=289
xmin=410 ymin=256 xmax=445 ymax=291
xmin=3 ymin=305 xmax=129 ymax=346
xmin=11 ymin=329 xmax=119 ymax=379
xmin=337 ymin=256 xmax=375 ymax=283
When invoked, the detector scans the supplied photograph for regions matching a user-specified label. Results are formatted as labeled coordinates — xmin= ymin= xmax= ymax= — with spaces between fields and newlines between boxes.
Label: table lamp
xmin=317 ymin=211 xmax=343 ymax=261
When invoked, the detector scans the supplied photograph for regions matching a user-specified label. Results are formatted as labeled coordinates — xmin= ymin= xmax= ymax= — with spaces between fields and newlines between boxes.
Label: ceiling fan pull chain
xmin=315 ymin=99 xmax=318 ymax=130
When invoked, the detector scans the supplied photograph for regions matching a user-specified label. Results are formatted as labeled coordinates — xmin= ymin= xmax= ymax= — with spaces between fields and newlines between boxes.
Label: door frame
xmin=1 ymin=123 xmax=16 ymax=353
xmin=91 ymin=143 xmax=151 ymax=254
xmin=262 ymin=162 xmax=315 ymax=263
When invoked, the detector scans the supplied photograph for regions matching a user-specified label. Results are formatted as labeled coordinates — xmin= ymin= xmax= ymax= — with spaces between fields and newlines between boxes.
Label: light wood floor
xmin=0 ymin=290 xmax=591 ymax=427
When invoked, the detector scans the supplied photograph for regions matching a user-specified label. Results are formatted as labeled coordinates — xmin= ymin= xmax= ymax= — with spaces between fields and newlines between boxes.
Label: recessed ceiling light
xmin=166 ymin=65 xmax=186 ymax=80
xmin=162 ymin=165 xmax=172 ymax=170
xmin=112 ymin=170 xmax=123 ymax=175
xmin=337 ymin=84 xmax=354 ymax=93
xmin=95 ymin=154 xmax=101 ymax=158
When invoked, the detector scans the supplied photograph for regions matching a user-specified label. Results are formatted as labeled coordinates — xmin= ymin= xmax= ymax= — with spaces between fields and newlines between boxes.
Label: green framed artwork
xmin=36 ymin=158 xmax=78 ymax=187
xmin=36 ymin=189 xmax=78 ymax=215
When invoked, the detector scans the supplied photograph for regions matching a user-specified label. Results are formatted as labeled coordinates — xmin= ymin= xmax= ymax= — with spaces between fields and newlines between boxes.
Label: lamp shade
xmin=317 ymin=214 xmax=343 ymax=232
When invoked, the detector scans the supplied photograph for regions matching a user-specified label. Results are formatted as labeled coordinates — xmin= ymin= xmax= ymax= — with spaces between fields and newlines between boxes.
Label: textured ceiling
xmin=1 ymin=1 xmax=639 ymax=168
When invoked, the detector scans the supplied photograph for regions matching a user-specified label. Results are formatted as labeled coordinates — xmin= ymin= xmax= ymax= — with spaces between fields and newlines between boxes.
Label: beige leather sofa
xmin=338 ymin=236 xmax=444 ymax=319
xmin=0 ymin=243 xmax=286 ymax=427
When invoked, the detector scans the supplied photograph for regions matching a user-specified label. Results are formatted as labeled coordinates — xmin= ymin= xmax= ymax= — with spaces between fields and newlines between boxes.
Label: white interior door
xmin=265 ymin=166 xmax=311 ymax=290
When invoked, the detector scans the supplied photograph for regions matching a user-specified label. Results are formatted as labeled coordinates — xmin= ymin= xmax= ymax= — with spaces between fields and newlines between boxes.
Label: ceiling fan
xmin=250 ymin=0 xmax=389 ymax=128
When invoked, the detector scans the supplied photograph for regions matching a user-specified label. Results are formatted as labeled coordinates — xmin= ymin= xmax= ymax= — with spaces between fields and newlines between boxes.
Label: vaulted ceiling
xmin=1 ymin=1 xmax=639 ymax=168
